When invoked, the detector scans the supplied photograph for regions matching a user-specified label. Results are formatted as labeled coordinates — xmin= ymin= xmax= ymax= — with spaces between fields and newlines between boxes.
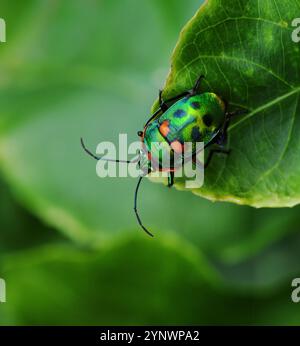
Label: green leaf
xmin=159 ymin=0 xmax=300 ymax=207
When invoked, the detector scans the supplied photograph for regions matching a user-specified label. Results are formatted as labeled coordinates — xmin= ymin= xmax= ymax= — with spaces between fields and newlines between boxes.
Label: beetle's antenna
xmin=81 ymin=138 xmax=139 ymax=163
xmin=134 ymin=176 xmax=154 ymax=237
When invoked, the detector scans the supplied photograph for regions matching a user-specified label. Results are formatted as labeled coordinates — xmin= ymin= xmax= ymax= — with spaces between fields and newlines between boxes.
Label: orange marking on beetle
xmin=170 ymin=140 xmax=183 ymax=153
xmin=159 ymin=120 xmax=170 ymax=137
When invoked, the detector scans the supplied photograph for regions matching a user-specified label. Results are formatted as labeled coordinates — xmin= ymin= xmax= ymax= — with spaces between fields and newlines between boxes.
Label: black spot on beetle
xmin=191 ymin=101 xmax=200 ymax=109
xmin=191 ymin=126 xmax=202 ymax=141
xmin=203 ymin=114 xmax=213 ymax=127
xmin=173 ymin=109 xmax=186 ymax=118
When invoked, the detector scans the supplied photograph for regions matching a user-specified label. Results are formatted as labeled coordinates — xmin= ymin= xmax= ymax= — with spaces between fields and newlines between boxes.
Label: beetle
xmin=81 ymin=74 xmax=245 ymax=237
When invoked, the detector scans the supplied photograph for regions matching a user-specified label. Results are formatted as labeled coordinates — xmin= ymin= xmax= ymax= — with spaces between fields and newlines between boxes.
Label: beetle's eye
xmin=137 ymin=131 xmax=143 ymax=137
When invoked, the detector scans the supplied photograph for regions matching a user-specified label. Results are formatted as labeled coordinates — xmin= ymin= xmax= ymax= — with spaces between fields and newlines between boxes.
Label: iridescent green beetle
xmin=81 ymin=75 xmax=245 ymax=237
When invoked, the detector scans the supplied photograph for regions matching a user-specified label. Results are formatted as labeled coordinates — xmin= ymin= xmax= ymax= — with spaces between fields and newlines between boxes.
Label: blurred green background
xmin=0 ymin=0 xmax=300 ymax=325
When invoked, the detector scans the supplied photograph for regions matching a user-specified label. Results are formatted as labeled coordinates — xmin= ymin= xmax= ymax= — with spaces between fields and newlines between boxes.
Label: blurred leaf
xmin=0 ymin=237 xmax=219 ymax=325
xmin=0 ymin=177 xmax=64 ymax=254
xmin=1 ymin=238 xmax=300 ymax=325
xmin=211 ymin=228 xmax=300 ymax=291
xmin=159 ymin=0 xmax=300 ymax=207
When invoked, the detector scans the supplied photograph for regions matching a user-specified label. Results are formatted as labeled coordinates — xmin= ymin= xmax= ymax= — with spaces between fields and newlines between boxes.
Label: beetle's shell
xmin=142 ymin=92 xmax=226 ymax=170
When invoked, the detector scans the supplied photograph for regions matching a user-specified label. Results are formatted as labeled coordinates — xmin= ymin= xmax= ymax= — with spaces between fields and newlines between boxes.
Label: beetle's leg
xmin=204 ymin=108 xmax=247 ymax=167
xmin=143 ymin=90 xmax=174 ymax=128
xmin=207 ymin=116 xmax=231 ymax=166
xmin=216 ymin=132 xmax=227 ymax=146
xmin=167 ymin=171 xmax=174 ymax=188
xmin=226 ymin=109 xmax=248 ymax=118
xmin=223 ymin=108 xmax=248 ymax=133
xmin=205 ymin=148 xmax=230 ymax=168
xmin=159 ymin=74 xmax=205 ymax=108
xmin=216 ymin=118 xmax=230 ymax=146
xmin=167 ymin=74 xmax=205 ymax=98
xmin=217 ymin=109 xmax=248 ymax=145
xmin=190 ymin=74 xmax=205 ymax=95
xmin=167 ymin=149 xmax=175 ymax=188
xmin=144 ymin=74 xmax=206 ymax=128
xmin=159 ymin=89 xmax=169 ymax=112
